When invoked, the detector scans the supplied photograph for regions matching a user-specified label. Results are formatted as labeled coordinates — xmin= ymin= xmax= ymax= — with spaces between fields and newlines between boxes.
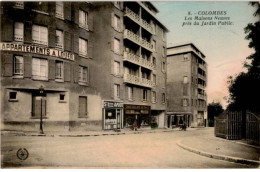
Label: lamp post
xmin=39 ymin=85 xmax=44 ymax=134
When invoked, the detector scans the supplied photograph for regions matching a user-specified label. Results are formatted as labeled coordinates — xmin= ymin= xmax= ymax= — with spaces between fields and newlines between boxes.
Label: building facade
xmin=166 ymin=43 xmax=207 ymax=128
xmin=0 ymin=1 xmax=168 ymax=132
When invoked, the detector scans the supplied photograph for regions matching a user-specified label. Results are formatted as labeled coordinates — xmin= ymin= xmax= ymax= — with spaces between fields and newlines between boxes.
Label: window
xmin=32 ymin=58 xmax=48 ymax=80
xmin=152 ymin=91 xmax=156 ymax=103
xmin=56 ymin=2 xmax=64 ymax=19
xmin=79 ymin=66 xmax=88 ymax=83
xmin=79 ymin=10 xmax=88 ymax=30
xmin=32 ymin=25 xmax=48 ymax=46
xmin=55 ymin=30 xmax=63 ymax=49
xmin=162 ymin=61 xmax=166 ymax=71
xmin=55 ymin=61 xmax=64 ymax=80
xmin=142 ymin=89 xmax=147 ymax=101
xmin=14 ymin=2 xmax=24 ymax=9
xmin=153 ymin=74 xmax=156 ymax=85
xmin=152 ymin=57 xmax=156 ymax=67
xmin=183 ymin=76 xmax=188 ymax=84
xmin=152 ymin=40 xmax=156 ymax=50
xmin=13 ymin=55 xmax=23 ymax=76
xmin=162 ymin=93 xmax=166 ymax=103
xmin=114 ymin=84 xmax=120 ymax=98
xmin=184 ymin=54 xmax=189 ymax=61
xmin=114 ymin=38 xmax=120 ymax=54
xmin=183 ymin=99 xmax=188 ymax=107
xmin=114 ymin=61 xmax=120 ymax=75
xmin=14 ymin=22 xmax=24 ymax=42
xmin=114 ymin=15 xmax=120 ymax=31
xmin=162 ymin=46 xmax=165 ymax=57
xmin=191 ymin=98 xmax=193 ymax=106
xmin=127 ymin=86 xmax=133 ymax=100
xmin=60 ymin=94 xmax=65 ymax=101
xmin=9 ymin=92 xmax=17 ymax=100
xmin=79 ymin=38 xmax=88 ymax=56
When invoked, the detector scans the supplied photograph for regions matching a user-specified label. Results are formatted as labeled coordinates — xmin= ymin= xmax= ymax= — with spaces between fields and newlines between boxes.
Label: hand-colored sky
xmin=153 ymin=1 xmax=258 ymax=108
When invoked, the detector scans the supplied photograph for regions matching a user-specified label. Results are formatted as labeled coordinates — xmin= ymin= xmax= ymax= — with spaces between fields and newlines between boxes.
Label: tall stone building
xmin=0 ymin=1 xmax=168 ymax=132
xmin=166 ymin=43 xmax=207 ymax=128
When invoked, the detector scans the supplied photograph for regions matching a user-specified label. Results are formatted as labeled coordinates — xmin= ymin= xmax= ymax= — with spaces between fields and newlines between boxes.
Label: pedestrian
xmin=133 ymin=120 xmax=137 ymax=131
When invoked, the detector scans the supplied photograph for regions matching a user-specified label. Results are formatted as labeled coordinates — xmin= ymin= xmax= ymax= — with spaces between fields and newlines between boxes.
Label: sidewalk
xmin=177 ymin=128 xmax=260 ymax=167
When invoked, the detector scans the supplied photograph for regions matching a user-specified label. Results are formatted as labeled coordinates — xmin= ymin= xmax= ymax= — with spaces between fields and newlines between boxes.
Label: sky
xmin=153 ymin=1 xmax=258 ymax=108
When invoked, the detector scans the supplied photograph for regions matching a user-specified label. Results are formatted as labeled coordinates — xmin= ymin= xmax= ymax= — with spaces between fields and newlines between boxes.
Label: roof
xmin=167 ymin=43 xmax=206 ymax=58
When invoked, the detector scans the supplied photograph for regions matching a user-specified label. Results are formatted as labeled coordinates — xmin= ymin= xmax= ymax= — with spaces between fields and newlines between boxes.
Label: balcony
xmin=199 ymin=63 xmax=206 ymax=71
xmin=123 ymin=51 xmax=140 ymax=65
xmin=198 ymin=84 xmax=206 ymax=90
xmin=198 ymin=74 xmax=206 ymax=80
xmin=124 ymin=7 xmax=153 ymax=34
xmin=124 ymin=73 xmax=153 ymax=88
xmin=198 ymin=94 xmax=206 ymax=100
xmin=124 ymin=29 xmax=154 ymax=52
xmin=140 ymin=58 xmax=154 ymax=70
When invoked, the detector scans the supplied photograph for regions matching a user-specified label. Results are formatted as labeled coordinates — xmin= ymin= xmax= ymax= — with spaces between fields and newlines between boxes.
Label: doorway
xmin=32 ymin=95 xmax=46 ymax=117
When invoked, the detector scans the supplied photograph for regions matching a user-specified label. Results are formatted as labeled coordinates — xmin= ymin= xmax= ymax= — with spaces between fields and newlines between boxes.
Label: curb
xmin=176 ymin=141 xmax=260 ymax=167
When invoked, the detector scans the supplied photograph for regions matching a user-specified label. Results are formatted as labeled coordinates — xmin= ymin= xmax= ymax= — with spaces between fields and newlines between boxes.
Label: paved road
xmin=1 ymin=129 xmax=253 ymax=168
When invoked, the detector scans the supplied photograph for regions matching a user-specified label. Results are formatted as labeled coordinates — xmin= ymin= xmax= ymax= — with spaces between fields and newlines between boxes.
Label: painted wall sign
xmin=104 ymin=101 xmax=123 ymax=108
xmin=0 ymin=42 xmax=74 ymax=61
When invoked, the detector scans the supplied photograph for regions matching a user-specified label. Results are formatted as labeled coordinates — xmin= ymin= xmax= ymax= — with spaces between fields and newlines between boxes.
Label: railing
xmin=125 ymin=7 xmax=153 ymax=34
xmin=199 ymin=63 xmax=206 ymax=70
xmin=14 ymin=2 xmax=24 ymax=9
xmin=123 ymin=73 xmax=153 ymax=88
xmin=198 ymin=84 xmax=205 ymax=90
xmin=55 ymin=12 xmax=64 ymax=19
xmin=14 ymin=35 xmax=23 ymax=42
xmin=198 ymin=74 xmax=206 ymax=80
xmin=124 ymin=29 xmax=153 ymax=52
xmin=198 ymin=94 xmax=206 ymax=100
xmin=123 ymin=51 xmax=140 ymax=65
xmin=140 ymin=58 xmax=154 ymax=69
xmin=55 ymin=43 xmax=63 ymax=50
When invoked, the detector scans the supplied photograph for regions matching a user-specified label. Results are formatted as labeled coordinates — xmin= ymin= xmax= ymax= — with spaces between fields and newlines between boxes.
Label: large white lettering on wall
xmin=0 ymin=42 xmax=74 ymax=61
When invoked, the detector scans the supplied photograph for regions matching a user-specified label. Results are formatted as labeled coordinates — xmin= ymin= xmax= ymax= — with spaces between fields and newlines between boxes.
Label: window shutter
xmin=3 ymin=54 xmax=13 ymax=77
xmin=64 ymin=31 xmax=71 ymax=51
xmin=73 ymin=3 xmax=79 ymax=25
xmin=74 ymin=34 xmax=79 ymax=54
xmin=64 ymin=62 xmax=71 ymax=82
xmin=24 ymin=21 xmax=32 ymax=43
xmin=24 ymin=54 xmax=31 ymax=78
xmin=88 ymin=40 xmax=93 ymax=58
xmin=48 ymin=27 xmax=56 ymax=48
xmin=74 ymin=64 xmax=79 ymax=83
xmin=48 ymin=59 xmax=55 ymax=80
xmin=88 ymin=11 xmax=94 ymax=31
xmin=2 ymin=20 xmax=13 ymax=42
xmin=111 ymin=12 xmax=114 ymax=28
xmin=125 ymin=85 xmax=128 ymax=100
xmin=64 ymin=2 xmax=71 ymax=21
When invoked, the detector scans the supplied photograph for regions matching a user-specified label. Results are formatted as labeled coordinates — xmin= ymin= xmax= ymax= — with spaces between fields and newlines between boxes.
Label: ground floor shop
xmin=167 ymin=112 xmax=192 ymax=128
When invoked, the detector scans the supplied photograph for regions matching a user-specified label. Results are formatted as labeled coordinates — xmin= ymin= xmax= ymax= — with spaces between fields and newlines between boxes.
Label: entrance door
xmin=79 ymin=96 xmax=88 ymax=117
xmin=32 ymin=95 xmax=46 ymax=117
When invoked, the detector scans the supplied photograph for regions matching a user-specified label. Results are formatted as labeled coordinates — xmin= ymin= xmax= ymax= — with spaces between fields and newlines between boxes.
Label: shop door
xmin=32 ymin=95 xmax=46 ymax=117
xmin=117 ymin=110 xmax=121 ymax=129
xmin=79 ymin=96 xmax=88 ymax=117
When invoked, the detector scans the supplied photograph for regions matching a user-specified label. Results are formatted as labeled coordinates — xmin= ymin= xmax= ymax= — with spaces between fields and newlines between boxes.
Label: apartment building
xmin=0 ymin=1 xmax=168 ymax=131
xmin=166 ymin=43 xmax=207 ymax=128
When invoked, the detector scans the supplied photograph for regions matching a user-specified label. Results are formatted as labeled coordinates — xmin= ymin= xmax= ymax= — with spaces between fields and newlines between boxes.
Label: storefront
xmin=103 ymin=101 xmax=124 ymax=130
xmin=124 ymin=104 xmax=151 ymax=128
xmin=167 ymin=112 xmax=192 ymax=128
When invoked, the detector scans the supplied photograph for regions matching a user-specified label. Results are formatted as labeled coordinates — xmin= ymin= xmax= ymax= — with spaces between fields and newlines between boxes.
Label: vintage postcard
xmin=0 ymin=0 xmax=259 ymax=169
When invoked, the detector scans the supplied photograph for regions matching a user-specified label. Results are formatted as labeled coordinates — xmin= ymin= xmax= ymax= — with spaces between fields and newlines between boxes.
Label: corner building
xmin=0 ymin=2 xmax=168 ymax=131
xmin=166 ymin=44 xmax=207 ymax=128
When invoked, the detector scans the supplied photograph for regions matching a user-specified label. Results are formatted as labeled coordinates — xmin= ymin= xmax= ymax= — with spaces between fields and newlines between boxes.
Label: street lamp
xmin=39 ymin=85 xmax=44 ymax=134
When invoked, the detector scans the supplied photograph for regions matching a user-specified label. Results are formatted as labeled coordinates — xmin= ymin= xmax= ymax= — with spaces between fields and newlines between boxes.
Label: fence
xmin=215 ymin=111 xmax=260 ymax=145
xmin=214 ymin=111 xmax=242 ymax=140
xmin=246 ymin=112 xmax=260 ymax=146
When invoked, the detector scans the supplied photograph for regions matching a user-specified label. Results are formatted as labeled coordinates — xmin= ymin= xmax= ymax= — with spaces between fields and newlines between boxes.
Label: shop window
xmin=114 ymin=61 xmax=120 ymax=76
xmin=183 ymin=76 xmax=188 ymax=84
xmin=56 ymin=2 xmax=64 ymax=19
xmin=13 ymin=55 xmax=24 ymax=76
xmin=152 ymin=91 xmax=156 ymax=103
xmin=32 ymin=25 xmax=48 ymax=46
xmin=162 ymin=93 xmax=166 ymax=103
xmin=127 ymin=86 xmax=133 ymax=100
xmin=14 ymin=22 xmax=24 ymax=42
xmin=55 ymin=30 xmax=64 ymax=49
xmin=32 ymin=58 xmax=48 ymax=80
xmin=9 ymin=92 xmax=17 ymax=100
xmin=14 ymin=2 xmax=24 ymax=9
xmin=114 ymin=38 xmax=120 ymax=54
xmin=79 ymin=66 xmax=88 ymax=83
xmin=79 ymin=38 xmax=88 ymax=57
xmin=79 ymin=10 xmax=88 ymax=30
xmin=114 ymin=84 xmax=120 ymax=99
xmin=55 ymin=61 xmax=64 ymax=81
xmin=142 ymin=89 xmax=147 ymax=101
xmin=114 ymin=15 xmax=121 ymax=32
xmin=153 ymin=74 xmax=156 ymax=85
